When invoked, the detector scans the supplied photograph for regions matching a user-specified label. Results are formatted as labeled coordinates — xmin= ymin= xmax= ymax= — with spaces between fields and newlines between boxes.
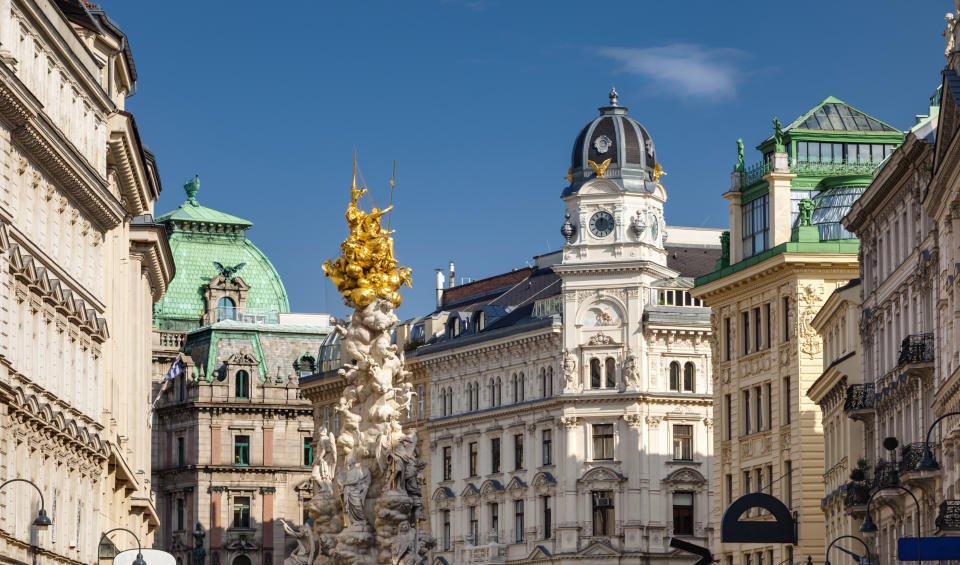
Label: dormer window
xmin=657 ymin=289 xmax=704 ymax=307
xmin=473 ymin=311 xmax=486 ymax=332
xmin=217 ymin=297 xmax=236 ymax=322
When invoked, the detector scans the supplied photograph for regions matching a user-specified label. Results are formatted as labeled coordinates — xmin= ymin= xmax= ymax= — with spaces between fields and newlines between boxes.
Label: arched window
xmin=233 ymin=556 xmax=252 ymax=565
xmin=495 ymin=377 xmax=502 ymax=406
xmin=447 ymin=387 xmax=453 ymax=415
xmin=474 ymin=311 xmax=485 ymax=332
xmin=216 ymin=297 xmax=236 ymax=322
xmin=539 ymin=368 xmax=547 ymax=398
xmin=489 ymin=379 xmax=496 ymax=407
xmin=519 ymin=372 xmax=525 ymax=401
xmin=669 ymin=362 xmax=680 ymax=391
xmin=440 ymin=388 xmax=447 ymax=416
xmin=547 ymin=366 xmax=554 ymax=397
xmin=466 ymin=385 xmax=473 ymax=411
xmin=590 ymin=358 xmax=602 ymax=389
xmin=683 ymin=362 xmax=695 ymax=392
xmin=605 ymin=358 xmax=616 ymax=388
xmin=512 ymin=373 xmax=519 ymax=403
xmin=472 ymin=382 xmax=479 ymax=411
xmin=235 ymin=370 xmax=249 ymax=399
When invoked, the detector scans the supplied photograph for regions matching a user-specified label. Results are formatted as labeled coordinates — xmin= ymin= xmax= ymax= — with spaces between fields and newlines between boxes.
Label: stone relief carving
xmin=624 ymin=414 xmax=643 ymax=429
xmin=622 ymin=348 xmax=640 ymax=391
xmin=797 ymin=285 xmax=824 ymax=359
xmin=588 ymin=333 xmax=614 ymax=346
xmin=646 ymin=415 xmax=662 ymax=428
xmin=560 ymin=416 xmax=581 ymax=429
xmin=561 ymin=349 xmax=581 ymax=393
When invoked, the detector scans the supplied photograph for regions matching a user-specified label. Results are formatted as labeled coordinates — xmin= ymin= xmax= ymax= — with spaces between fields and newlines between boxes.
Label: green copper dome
xmin=153 ymin=176 xmax=290 ymax=330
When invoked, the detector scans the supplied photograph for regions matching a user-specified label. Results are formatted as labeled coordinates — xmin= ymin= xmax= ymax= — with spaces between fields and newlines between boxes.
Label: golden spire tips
xmin=352 ymin=151 xmax=357 ymax=191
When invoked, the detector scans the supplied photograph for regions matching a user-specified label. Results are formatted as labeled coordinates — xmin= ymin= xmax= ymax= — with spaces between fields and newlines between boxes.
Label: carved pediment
xmin=505 ymin=477 xmax=527 ymax=491
xmin=531 ymin=472 xmax=556 ymax=487
xmin=664 ymin=467 xmax=707 ymax=486
xmin=208 ymin=273 xmax=250 ymax=291
xmin=479 ymin=479 xmax=505 ymax=494
xmin=579 ymin=466 xmax=624 ymax=483
xmin=527 ymin=544 xmax=553 ymax=559
xmin=578 ymin=540 xmax=620 ymax=556
xmin=460 ymin=483 xmax=480 ymax=498
xmin=226 ymin=351 xmax=259 ymax=366
xmin=224 ymin=535 xmax=260 ymax=551
xmin=433 ymin=486 xmax=456 ymax=501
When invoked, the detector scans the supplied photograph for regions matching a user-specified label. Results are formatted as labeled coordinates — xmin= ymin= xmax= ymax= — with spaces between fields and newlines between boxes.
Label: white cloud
xmin=598 ymin=44 xmax=746 ymax=100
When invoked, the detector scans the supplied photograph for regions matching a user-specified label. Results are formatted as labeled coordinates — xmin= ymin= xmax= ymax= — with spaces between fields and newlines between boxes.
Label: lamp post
xmin=860 ymin=485 xmax=922 ymax=563
xmin=0 ymin=478 xmax=52 ymax=530
xmin=99 ymin=528 xmax=147 ymax=565
xmin=824 ymin=535 xmax=873 ymax=565
xmin=916 ymin=411 xmax=960 ymax=471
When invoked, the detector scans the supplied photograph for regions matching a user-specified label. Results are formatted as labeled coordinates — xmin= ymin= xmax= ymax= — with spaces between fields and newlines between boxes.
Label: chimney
xmin=435 ymin=269 xmax=445 ymax=309
xmin=448 ymin=261 xmax=456 ymax=289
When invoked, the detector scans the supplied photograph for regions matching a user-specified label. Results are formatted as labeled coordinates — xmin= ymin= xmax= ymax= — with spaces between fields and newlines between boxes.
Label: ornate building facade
xmin=150 ymin=180 xmax=332 ymax=565
xmin=409 ymin=92 xmax=721 ymax=564
xmin=0 ymin=2 xmax=172 ymax=563
xmin=839 ymin=92 xmax=940 ymax=560
xmin=693 ymin=97 xmax=903 ymax=565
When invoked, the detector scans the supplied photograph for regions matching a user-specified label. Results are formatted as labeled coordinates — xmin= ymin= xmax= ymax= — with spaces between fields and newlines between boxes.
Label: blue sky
xmin=104 ymin=1 xmax=947 ymax=319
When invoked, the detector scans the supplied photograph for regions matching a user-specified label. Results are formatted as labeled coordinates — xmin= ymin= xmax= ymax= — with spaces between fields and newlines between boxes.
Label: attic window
xmin=657 ymin=290 xmax=703 ymax=307
xmin=474 ymin=311 xmax=485 ymax=332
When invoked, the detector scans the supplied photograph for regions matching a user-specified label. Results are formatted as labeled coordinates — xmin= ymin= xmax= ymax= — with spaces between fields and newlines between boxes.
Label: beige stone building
xmin=692 ymin=97 xmax=902 ymax=565
xmin=150 ymin=180 xmax=333 ymax=565
xmin=806 ymin=280 xmax=865 ymax=547
xmin=0 ymin=1 xmax=172 ymax=563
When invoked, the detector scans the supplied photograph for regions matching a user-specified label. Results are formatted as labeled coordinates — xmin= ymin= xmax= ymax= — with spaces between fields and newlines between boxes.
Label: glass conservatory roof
xmin=789 ymin=98 xmax=899 ymax=133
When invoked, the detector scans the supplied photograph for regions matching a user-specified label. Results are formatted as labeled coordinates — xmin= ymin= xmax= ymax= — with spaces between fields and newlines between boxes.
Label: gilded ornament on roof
xmin=322 ymin=161 xmax=412 ymax=308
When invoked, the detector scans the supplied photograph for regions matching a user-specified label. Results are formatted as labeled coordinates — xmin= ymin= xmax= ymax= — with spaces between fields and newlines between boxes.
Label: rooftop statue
xmin=304 ymin=158 xmax=434 ymax=565
xmin=735 ymin=138 xmax=745 ymax=172
xmin=772 ymin=118 xmax=785 ymax=151
xmin=944 ymin=13 xmax=957 ymax=58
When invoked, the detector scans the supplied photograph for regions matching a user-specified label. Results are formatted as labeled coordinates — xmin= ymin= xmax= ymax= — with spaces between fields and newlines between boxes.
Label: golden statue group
xmin=301 ymin=162 xmax=432 ymax=565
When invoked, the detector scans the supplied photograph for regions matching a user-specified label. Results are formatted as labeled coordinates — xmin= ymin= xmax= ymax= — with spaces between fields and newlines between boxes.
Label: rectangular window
xmin=783 ymin=377 xmax=791 ymax=424
xmin=234 ymin=435 xmax=250 ymax=466
xmin=442 ymin=510 xmax=451 ymax=550
xmin=542 ymin=429 xmax=552 ymax=466
xmin=443 ymin=446 xmax=452 ymax=481
xmin=233 ymin=496 xmax=251 ymax=528
xmin=725 ymin=474 xmax=733 ymax=506
xmin=672 ymin=492 xmax=694 ymax=536
xmin=765 ymin=384 xmax=772 ymax=430
xmin=323 ymin=405 xmax=331 ymax=430
xmin=743 ymin=470 xmax=751 ymax=494
xmin=303 ymin=437 xmax=313 ymax=467
xmin=754 ymin=307 xmax=762 ymax=352
xmin=742 ymin=311 xmax=750 ymax=355
xmin=765 ymin=465 xmax=774 ymax=494
xmin=725 ymin=394 xmax=732 ymax=440
xmin=542 ymin=496 xmax=552 ymax=539
xmin=782 ymin=296 xmax=790 ymax=342
xmin=743 ymin=390 xmax=751 ymax=434
xmin=742 ymin=195 xmax=770 ymax=258
xmin=514 ymin=499 xmax=525 ymax=542
xmin=489 ymin=502 xmax=499 ymax=537
xmin=469 ymin=442 xmax=478 ymax=477
xmin=755 ymin=468 xmax=762 ymax=494
xmin=785 ymin=461 xmax=793 ymax=507
xmin=468 ymin=505 xmax=479 ymax=545
xmin=491 ymin=437 xmax=501 ymax=474
xmin=176 ymin=498 xmax=184 ymax=530
xmin=514 ymin=434 xmax=524 ymax=470
xmin=724 ymin=317 xmax=731 ymax=360
xmin=755 ymin=386 xmax=763 ymax=431
xmin=333 ymin=413 xmax=340 ymax=434
xmin=417 ymin=384 xmax=424 ymax=420
xmin=592 ymin=491 xmax=614 ymax=536
xmin=592 ymin=424 xmax=614 ymax=461
xmin=672 ymin=424 xmax=693 ymax=461
xmin=765 ymin=303 xmax=771 ymax=348
xmin=177 ymin=436 xmax=185 ymax=468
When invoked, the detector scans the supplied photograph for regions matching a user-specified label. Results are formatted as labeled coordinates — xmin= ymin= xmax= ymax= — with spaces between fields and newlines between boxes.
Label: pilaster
xmin=723 ymin=190 xmax=743 ymax=264
xmin=764 ymin=153 xmax=797 ymax=247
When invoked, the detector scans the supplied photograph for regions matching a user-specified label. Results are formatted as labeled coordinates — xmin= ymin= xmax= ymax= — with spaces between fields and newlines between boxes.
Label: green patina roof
xmin=153 ymin=177 xmax=290 ymax=330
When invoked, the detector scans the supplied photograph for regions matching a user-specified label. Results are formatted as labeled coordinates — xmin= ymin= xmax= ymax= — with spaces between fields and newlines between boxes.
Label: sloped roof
xmin=781 ymin=96 xmax=900 ymax=134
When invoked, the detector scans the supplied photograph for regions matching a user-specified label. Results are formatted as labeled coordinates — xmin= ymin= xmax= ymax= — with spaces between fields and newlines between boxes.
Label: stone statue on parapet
xmin=944 ymin=13 xmax=957 ymax=57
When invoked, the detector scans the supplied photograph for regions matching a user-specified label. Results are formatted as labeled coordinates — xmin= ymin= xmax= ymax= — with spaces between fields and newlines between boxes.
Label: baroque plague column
xmin=307 ymin=168 xmax=433 ymax=564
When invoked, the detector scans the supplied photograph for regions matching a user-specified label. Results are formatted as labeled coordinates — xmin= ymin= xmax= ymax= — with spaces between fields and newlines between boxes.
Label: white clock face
xmin=589 ymin=211 xmax=615 ymax=238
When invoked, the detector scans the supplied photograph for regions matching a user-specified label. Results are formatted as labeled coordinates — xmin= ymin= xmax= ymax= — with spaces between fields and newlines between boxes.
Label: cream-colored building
xmin=693 ymin=97 xmax=902 ymax=565
xmin=0 ymin=1 xmax=172 ymax=563
xmin=806 ymin=280 xmax=865 ymax=548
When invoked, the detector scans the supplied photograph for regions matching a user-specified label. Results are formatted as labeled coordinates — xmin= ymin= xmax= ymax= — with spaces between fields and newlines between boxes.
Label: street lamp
xmin=0 ymin=478 xmax=52 ymax=530
xmin=99 ymin=527 xmax=147 ymax=565
xmin=860 ymin=485 xmax=922 ymax=562
xmin=916 ymin=411 xmax=960 ymax=471
xmin=824 ymin=534 xmax=873 ymax=565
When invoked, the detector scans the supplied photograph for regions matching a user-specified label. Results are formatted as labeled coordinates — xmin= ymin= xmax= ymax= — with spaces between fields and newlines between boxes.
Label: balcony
xmin=899 ymin=443 xmax=935 ymax=474
xmin=873 ymin=461 xmax=899 ymax=489
xmin=215 ymin=306 xmax=280 ymax=325
xmin=843 ymin=481 xmax=871 ymax=513
xmin=844 ymin=384 xmax=875 ymax=420
xmin=898 ymin=333 xmax=934 ymax=368
xmin=936 ymin=500 xmax=960 ymax=532
xmin=153 ymin=329 xmax=187 ymax=354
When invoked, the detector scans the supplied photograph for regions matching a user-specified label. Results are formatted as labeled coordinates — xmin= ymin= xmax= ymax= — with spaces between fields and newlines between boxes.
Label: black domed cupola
xmin=564 ymin=88 xmax=658 ymax=196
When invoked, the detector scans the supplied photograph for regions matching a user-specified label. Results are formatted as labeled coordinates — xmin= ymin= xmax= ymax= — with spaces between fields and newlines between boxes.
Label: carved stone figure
xmin=799 ymin=198 xmax=815 ymax=227
xmin=280 ymin=518 xmax=316 ymax=565
xmin=192 ymin=522 xmax=206 ymax=565
xmin=311 ymin=428 xmax=337 ymax=492
xmin=338 ymin=457 xmax=371 ymax=527
xmin=736 ymin=138 xmax=745 ymax=171
xmin=945 ymin=13 xmax=957 ymax=57
xmin=623 ymin=348 xmax=641 ymax=390
xmin=562 ymin=349 xmax=580 ymax=392
xmin=772 ymin=117 xmax=784 ymax=150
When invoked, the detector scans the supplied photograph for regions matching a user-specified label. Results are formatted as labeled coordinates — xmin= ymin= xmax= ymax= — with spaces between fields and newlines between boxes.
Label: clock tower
xmin=559 ymin=88 xmax=669 ymax=266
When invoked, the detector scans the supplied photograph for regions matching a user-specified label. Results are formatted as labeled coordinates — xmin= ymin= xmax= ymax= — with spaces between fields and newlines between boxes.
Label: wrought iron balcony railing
xmin=789 ymin=159 xmax=886 ymax=176
xmin=844 ymin=383 xmax=875 ymax=412
xmin=899 ymin=442 xmax=936 ymax=475
xmin=744 ymin=161 xmax=771 ymax=186
xmin=936 ymin=500 xmax=960 ymax=531
xmin=874 ymin=461 xmax=899 ymax=488
xmin=843 ymin=481 xmax=871 ymax=509
xmin=897 ymin=333 xmax=934 ymax=366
